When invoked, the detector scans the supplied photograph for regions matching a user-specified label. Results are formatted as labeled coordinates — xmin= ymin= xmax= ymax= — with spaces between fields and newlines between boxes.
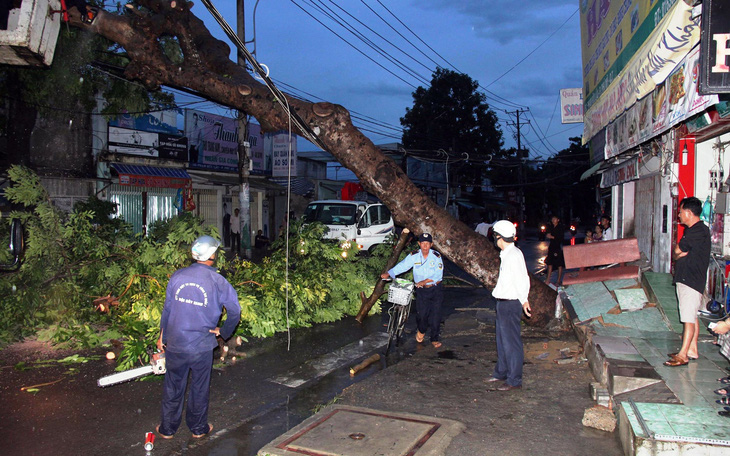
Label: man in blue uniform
xmin=381 ymin=233 xmax=444 ymax=348
xmin=156 ymin=235 xmax=241 ymax=439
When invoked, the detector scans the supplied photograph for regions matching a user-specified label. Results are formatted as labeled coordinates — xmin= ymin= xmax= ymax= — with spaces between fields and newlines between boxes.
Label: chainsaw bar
xmin=97 ymin=365 xmax=154 ymax=387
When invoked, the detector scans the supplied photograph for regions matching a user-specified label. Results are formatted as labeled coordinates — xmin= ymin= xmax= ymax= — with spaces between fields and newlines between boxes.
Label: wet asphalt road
xmin=0 ymin=236 xmax=556 ymax=456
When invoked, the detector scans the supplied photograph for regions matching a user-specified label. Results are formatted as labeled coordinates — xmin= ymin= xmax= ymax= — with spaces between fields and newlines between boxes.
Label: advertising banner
xmin=108 ymin=126 xmax=188 ymax=160
xmin=268 ymin=132 xmax=297 ymax=177
xmin=699 ymin=0 xmax=730 ymax=94
xmin=603 ymin=45 xmax=718 ymax=159
xmin=109 ymin=110 xmax=179 ymax=135
xmin=584 ymin=1 xmax=700 ymax=142
xmin=560 ymin=88 xmax=584 ymax=124
xmin=185 ymin=109 xmax=240 ymax=172
xmin=580 ymin=0 xmax=678 ymax=110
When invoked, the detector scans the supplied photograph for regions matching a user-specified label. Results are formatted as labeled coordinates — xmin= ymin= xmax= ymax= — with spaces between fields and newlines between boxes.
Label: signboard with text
xmin=560 ymin=88 xmax=584 ymax=124
xmin=185 ymin=109 xmax=239 ymax=172
xmin=699 ymin=0 xmax=730 ymax=94
xmin=267 ymin=132 xmax=298 ymax=177
xmin=108 ymin=126 xmax=188 ymax=161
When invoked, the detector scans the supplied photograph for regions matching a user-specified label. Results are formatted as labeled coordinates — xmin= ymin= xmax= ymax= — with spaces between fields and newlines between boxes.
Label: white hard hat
xmin=191 ymin=235 xmax=220 ymax=261
xmin=492 ymin=220 xmax=516 ymax=240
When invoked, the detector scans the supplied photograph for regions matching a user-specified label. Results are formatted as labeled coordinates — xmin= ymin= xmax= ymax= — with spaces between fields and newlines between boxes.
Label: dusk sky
xmin=181 ymin=0 xmax=583 ymax=163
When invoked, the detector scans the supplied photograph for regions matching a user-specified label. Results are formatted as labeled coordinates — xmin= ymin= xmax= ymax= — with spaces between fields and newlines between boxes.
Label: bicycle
xmin=384 ymin=278 xmax=415 ymax=354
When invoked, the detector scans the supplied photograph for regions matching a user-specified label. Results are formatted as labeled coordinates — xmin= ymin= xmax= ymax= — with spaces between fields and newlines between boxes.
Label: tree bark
xmin=355 ymin=228 xmax=412 ymax=323
xmin=67 ymin=1 xmax=556 ymax=326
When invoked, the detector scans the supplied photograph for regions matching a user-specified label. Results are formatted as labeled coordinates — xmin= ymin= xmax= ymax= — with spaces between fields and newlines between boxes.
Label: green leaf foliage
xmin=1 ymin=167 xmax=391 ymax=370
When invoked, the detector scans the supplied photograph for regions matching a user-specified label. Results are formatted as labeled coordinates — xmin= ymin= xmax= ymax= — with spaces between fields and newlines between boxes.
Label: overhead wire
xmin=485 ymin=7 xmax=579 ymax=88
xmin=299 ymin=0 xmax=430 ymax=85
xmin=289 ymin=0 xmax=419 ymax=89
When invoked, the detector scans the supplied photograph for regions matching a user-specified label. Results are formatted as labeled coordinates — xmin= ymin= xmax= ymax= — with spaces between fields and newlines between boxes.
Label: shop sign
xmin=118 ymin=174 xmax=189 ymax=188
xmin=580 ymin=0 xmax=676 ymax=109
xmin=108 ymin=126 xmax=188 ymax=160
xmin=601 ymin=156 xmax=640 ymax=188
xmin=185 ymin=109 xmax=240 ymax=172
xmin=603 ymin=45 xmax=718 ymax=158
xmin=268 ymin=132 xmax=298 ymax=177
xmin=560 ymin=88 xmax=584 ymax=124
xmin=699 ymin=0 xmax=730 ymax=94
xmin=584 ymin=1 xmax=699 ymax=142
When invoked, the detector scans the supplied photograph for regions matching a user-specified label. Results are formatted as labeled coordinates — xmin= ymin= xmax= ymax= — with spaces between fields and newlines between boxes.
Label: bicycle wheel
xmin=385 ymin=303 xmax=398 ymax=354
xmin=392 ymin=304 xmax=409 ymax=347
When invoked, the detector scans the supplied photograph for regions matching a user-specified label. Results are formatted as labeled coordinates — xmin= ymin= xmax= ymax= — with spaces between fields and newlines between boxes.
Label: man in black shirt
xmin=665 ymin=197 xmax=710 ymax=367
xmin=545 ymin=215 xmax=566 ymax=286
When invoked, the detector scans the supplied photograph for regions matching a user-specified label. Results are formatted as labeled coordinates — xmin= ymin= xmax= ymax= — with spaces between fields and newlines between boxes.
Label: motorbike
xmin=538 ymin=223 xmax=547 ymax=241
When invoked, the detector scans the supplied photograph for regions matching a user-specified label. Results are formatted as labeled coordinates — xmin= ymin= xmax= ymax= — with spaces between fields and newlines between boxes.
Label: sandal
xmin=719 ymin=410 xmax=730 ymax=417
xmin=715 ymin=388 xmax=730 ymax=396
xmin=416 ymin=331 xmax=425 ymax=343
xmin=156 ymin=425 xmax=174 ymax=440
xmin=664 ymin=357 xmax=689 ymax=367
xmin=192 ymin=424 xmax=213 ymax=439
xmin=431 ymin=341 xmax=442 ymax=348
xmin=717 ymin=397 xmax=730 ymax=405
xmin=719 ymin=376 xmax=730 ymax=384
xmin=668 ymin=352 xmax=698 ymax=360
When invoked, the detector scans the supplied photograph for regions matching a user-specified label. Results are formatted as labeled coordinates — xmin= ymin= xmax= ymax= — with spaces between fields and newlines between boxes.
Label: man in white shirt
xmin=475 ymin=215 xmax=492 ymax=237
xmin=601 ymin=216 xmax=614 ymax=241
xmin=487 ymin=220 xmax=531 ymax=392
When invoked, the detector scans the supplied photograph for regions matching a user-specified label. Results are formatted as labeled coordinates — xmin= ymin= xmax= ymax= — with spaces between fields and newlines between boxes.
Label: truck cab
xmin=302 ymin=200 xmax=394 ymax=252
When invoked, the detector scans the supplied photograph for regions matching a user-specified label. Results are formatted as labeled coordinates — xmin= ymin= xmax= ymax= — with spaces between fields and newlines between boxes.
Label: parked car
xmin=301 ymin=200 xmax=394 ymax=253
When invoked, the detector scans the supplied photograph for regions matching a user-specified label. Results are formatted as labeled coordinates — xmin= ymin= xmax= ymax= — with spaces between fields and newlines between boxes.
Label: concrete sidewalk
xmin=560 ymin=272 xmax=730 ymax=455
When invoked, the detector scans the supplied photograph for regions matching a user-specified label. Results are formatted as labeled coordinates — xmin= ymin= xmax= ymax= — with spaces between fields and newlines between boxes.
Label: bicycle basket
xmin=388 ymin=280 xmax=414 ymax=306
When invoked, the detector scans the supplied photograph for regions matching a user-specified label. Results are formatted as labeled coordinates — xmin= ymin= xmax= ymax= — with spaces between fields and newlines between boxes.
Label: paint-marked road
xmin=269 ymin=332 xmax=389 ymax=388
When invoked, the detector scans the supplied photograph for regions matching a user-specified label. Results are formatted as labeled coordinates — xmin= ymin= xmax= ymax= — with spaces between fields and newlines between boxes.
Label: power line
xmin=486 ymin=7 xmax=578 ymax=88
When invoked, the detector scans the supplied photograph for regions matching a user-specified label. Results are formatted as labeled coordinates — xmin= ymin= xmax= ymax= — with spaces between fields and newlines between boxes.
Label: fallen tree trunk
xmin=355 ymin=228 xmax=412 ymax=323
xmin=67 ymin=1 xmax=556 ymax=326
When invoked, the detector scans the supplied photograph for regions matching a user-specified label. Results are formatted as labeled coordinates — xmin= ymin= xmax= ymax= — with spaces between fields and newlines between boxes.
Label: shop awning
xmin=187 ymin=170 xmax=285 ymax=191
xmin=110 ymin=163 xmax=191 ymax=188
xmin=580 ymin=162 xmax=604 ymax=181
xmin=270 ymin=177 xmax=315 ymax=196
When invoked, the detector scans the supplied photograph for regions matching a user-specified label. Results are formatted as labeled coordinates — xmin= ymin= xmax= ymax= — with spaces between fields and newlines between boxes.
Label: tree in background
xmin=524 ymin=137 xmax=599 ymax=226
xmin=400 ymin=68 xmax=504 ymax=203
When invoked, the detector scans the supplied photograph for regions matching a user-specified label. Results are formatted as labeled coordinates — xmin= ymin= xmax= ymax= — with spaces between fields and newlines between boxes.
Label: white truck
xmin=302 ymin=200 xmax=394 ymax=252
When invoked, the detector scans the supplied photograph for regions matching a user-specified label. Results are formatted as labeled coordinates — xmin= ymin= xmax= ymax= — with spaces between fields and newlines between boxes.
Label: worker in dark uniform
xmin=381 ymin=233 xmax=445 ymax=348
xmin=156 ymin=235 xmax=241 ymax=440
xmin=487 ymin=220 xmax=531 ymax=391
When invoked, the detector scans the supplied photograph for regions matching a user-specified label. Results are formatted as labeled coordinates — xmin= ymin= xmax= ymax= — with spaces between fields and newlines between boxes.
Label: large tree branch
xmin=68 ymin=0 xmax=556 ymax=325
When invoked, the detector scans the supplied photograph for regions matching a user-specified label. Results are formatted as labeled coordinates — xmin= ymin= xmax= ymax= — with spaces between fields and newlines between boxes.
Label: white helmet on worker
xmin=492 ymin=220 xmax=516 ymax=242
xmin=191 ymin=235 xmax=220 ymax=261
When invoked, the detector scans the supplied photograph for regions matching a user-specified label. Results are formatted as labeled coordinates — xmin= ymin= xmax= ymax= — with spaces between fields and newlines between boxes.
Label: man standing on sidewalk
xmin=664 ymin=197 xmax=710 ymax=367
xmin=381 ymin=233 xmax=444 ymax=348
xmin=230 ymin=208 xmax=241 ymax=256
xmin=487 ymin=220 xmax=531 ymax=391
xmin=156 ymin=235 xmax=241 ymax=439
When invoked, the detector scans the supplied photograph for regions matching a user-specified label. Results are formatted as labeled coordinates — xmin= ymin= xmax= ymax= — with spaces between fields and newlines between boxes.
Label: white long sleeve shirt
xmin=492 ymin=243 xmax=530 ymax=305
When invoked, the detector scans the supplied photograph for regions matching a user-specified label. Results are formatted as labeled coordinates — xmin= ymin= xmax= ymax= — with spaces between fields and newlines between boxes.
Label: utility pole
xmin=507 ymin=109 xmax=529 ymax=238
xmin=237 ymin=0 xmax=251 ymax=259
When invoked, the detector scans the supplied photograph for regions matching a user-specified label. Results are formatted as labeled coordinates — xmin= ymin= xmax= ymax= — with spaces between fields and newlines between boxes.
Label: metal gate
xmin=193 ymin=188 xmax=218 ymax=230
xmin=108 ymin=184 xmax=178 ymax=234
xmin=635 ymin=176 xmax=657 ymax=263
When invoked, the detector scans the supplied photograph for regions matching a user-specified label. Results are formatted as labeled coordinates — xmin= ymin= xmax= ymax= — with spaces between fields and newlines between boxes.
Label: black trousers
xmin=415 ymin=283 xmax=443 ymax=342
xmin=231 ymin=232 xmax=241 ymax=254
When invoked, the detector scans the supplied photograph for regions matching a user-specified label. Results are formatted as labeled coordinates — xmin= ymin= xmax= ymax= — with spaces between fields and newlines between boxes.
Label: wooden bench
xmin=561 ymin=238 xmax=641 ymax=285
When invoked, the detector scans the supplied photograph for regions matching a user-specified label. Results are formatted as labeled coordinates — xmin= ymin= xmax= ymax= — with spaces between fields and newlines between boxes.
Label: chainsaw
xmin=97 ymin=351 xmax=166 ymax=387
